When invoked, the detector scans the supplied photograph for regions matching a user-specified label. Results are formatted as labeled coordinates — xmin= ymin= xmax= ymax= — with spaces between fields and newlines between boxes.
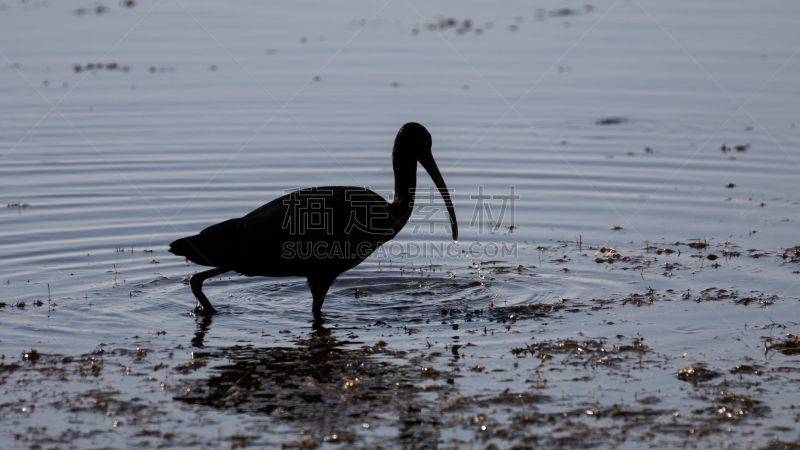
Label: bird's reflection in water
xmin=190 ymin=312 xmax=213 ymax=348
xmin=177 ymin=314 xmax=444 ymax=447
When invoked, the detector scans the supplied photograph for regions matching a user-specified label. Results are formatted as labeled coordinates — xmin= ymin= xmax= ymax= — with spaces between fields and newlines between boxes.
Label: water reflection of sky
xmin=1 ymin=0 xmax=799 ymax=447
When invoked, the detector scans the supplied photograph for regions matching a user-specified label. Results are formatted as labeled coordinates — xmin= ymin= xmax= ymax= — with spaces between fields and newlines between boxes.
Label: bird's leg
xmin=190 ymin=267 xmax=230 ymax=313
xmin=307 ymin=275 xmax=337 ymax=317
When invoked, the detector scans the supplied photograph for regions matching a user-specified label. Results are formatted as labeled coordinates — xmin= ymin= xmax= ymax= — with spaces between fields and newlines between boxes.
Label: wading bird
xmin=169 ymin=123 xmax=458 ymax=316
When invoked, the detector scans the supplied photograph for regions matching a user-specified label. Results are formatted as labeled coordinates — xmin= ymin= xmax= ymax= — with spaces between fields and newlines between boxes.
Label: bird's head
xmin=394 ymin=123 xmax=458 ymax=242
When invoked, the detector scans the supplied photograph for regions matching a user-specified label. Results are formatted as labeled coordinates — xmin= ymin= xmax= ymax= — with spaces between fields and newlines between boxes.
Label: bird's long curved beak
xmin=420 ymin=153 xmax=458 ymax=241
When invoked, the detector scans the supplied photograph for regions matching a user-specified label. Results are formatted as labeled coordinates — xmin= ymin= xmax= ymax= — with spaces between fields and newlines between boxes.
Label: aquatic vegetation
xmin=765 ymin=333 xmax=800 ymax=357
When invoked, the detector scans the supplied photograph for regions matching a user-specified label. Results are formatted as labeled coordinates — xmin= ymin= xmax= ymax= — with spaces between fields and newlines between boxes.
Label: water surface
xmin=1 ymin=0 xmax=800 ymax=448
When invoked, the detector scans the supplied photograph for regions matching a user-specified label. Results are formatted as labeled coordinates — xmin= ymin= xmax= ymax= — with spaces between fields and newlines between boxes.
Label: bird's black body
xmin=169 ymin=123 xmax=457 ymax=316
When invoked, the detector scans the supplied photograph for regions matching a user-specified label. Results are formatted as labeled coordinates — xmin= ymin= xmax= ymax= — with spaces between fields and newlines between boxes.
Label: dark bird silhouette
xmin=169 ymin=123 xmax=458 ymax=316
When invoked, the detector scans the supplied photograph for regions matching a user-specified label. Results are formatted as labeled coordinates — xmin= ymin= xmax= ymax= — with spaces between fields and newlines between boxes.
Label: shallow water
xmin=2 ymin=0 xmax=800 ymax=448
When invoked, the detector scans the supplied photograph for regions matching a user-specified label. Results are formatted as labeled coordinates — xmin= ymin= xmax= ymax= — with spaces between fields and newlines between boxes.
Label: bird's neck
xmin=384 ymin=154 xmax=416 ymax=236
xmin=391 ymin=155 xmax=417 ymax=209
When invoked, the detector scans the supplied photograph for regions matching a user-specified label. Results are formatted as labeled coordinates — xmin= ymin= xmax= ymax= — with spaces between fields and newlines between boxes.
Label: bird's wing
xmin=169 ymin=187 xmax=395 ymax=276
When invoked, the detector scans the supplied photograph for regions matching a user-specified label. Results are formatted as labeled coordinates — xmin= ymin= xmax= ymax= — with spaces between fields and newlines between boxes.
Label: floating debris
xmin=596 ymin=117 xmax=630 ymax=125
xmin=149 ymin=66 xmax=176 ymax=73
xmin=549 ymin=8 xmax=580 ymax=17
xmin=765 ymin=333 xmax=800 ymax=356
xmin=73 ymin=62 xmax=129 ymax=73
xmin=730 ymin=364 xmax=762 ymax=375
xmin=677 ymin=364 xmax=720 ymax=384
